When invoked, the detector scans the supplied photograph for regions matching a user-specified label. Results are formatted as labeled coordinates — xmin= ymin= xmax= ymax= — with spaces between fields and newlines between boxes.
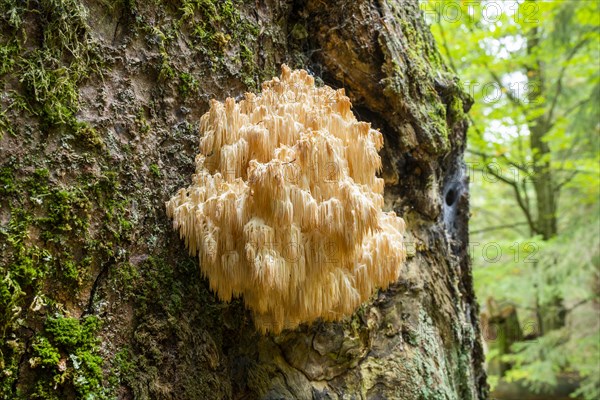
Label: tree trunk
xmin=0 ymin=0 xmax=487 ymax=399
xmin=526 ymin=26 xmax=558 ymax=242
xmin=525 ymin=25 xmax=564 ymax=334
xmin=480 ymin=299 xmax=524 ymax=378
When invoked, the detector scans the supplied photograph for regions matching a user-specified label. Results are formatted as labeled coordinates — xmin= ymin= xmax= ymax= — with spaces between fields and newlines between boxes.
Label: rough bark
xmin=0 ymin=0 xmax=487 ymax=399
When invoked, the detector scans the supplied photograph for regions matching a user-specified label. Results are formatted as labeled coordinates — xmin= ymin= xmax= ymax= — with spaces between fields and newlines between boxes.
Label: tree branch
xmin=521 ymin=175 xmax=532 ymax=215
xmin=546 ymin=37 xmax=591 ymax=127
xmin=554 ymin=170 xmax=578 ymax=193
xmin=470 ymin=222 xmax=530 ymax=235
xmin=565 ymin=298 xmax=596 ymax=312
xmin=462 ymin=24 xmax=527 ymax=113
xmin=468 ymin=148 xmax=529 ymax=174
xmin=557 ymin=93 xmax=595 ymax=122
xmin=473 ymin=163 xmax=538 ymax=235
xmin=436 ymin=19 xmax=458 ymax=74
xmin=488 ymin=69 xmax=525 ymax=109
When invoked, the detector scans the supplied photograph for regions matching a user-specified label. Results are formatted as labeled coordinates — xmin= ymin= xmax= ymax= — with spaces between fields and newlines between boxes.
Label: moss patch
xmin=0 ymin=155 xmax=134 ymax=398
xmin=129 ymin=0 xmax=262 ymax=89
xmin=28 ymin=315 xmax=107 ymax=399
xmin=0 ymin=0 xmax=103 ymax=145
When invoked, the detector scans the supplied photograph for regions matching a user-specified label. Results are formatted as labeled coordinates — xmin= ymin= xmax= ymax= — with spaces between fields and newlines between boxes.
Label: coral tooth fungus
xmin=166 ymin=65 xmax=406 ymax=333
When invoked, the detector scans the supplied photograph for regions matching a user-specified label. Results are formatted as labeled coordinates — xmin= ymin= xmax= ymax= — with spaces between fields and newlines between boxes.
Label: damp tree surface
xmin=0 ymin=0 xmax=486 ymax=399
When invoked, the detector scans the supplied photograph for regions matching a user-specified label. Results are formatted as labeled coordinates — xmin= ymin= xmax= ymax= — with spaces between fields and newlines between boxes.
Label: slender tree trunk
xmin=0 ymin=0 xmax=487 ymax=398
xmin=526 ymin=27 xmax=558 ymax=241
xmin=526 ymin=25 xmax=564 ymax=334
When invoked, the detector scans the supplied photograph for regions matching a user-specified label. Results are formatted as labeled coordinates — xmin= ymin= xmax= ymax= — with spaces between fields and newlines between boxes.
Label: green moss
xmin=409 ymin=310 xmax=456 ymax=400
xmin=177 ymin=0 xmax=261 ymax=88
xmin=45 ymin=315 xmax=101 ymax=350
xmin=40 ymin=188 xmax=91 ymax=238
xmin=73 ymin=121 xmax=105 ymax=149
xmin=0 ymin=159 xmax=133 ymax=398
xmin=0 ymin=0 xmax=266 ymax=396
xmin=0 ymin=110 xmax=16 ymax=139
xmin=31 ymin=337 xmax=61 ymax=368
xmin=447 ymin=94 xmax=465 ymax=125
xmin=28 ymin=315 xmax=109 ymax=399
xmin=125 ymin=0 xmax=262 ymax=92
xmin=391 ymin=6 xmax=443 ymax=71
xmin=178 ymin=72 xmax=199 ymax=97
xmin=0 ymin=166 xmax=16 ymax=197
xmin=60 ymin=259 xmax=79 ymax=282
xmin=0 ymin=39 xmax=19 ymax=75
xmin=110 ymin=262 xmax=141 ymax=300
xmin=378 ymin=4 xmax=469 ymax=155
xmin=0 ymin=166 xmax=96 ymax=354
xmin=149 ymin=163 xmax=161 ymax=178
xmin=1 ymin=0 xmax=102 ymax=142
xmin=158 ymin=54 xmax=176 ymax=81
xmin=26 ymin=168 xmax=50 ymax=197
xmin=113 ymin=252 xmax=229 ymax=398
xmin=135 ymin=109 xmax=151 ymax=135
xmin=20 ymin=51 xmax=81 ymax=126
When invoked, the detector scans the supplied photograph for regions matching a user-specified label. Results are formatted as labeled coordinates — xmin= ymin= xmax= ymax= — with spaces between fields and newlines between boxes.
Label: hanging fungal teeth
xmin=166 ymin=65 xmax=407 ymax=334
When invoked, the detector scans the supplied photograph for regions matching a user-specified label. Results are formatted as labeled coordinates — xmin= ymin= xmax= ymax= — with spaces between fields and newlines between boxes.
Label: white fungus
xmin=166 ymin=65 xmax=406 ymax=333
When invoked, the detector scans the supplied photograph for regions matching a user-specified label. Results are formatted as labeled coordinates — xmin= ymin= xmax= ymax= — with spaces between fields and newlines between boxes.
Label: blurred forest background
xmin=424 ymin=0 xmax=599 ymax=398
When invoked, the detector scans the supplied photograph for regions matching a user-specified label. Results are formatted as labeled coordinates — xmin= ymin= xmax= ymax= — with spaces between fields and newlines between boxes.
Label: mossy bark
xmin=0 ymin=0 xmax=487 ymax=399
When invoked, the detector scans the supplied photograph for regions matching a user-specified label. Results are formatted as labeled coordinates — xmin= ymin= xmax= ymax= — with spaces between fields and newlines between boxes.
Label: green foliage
xmin=502 ymin=329 xmax=569 ymax=392
xmin=425 ymin=0 xmax=600 ymax=397
xmin=569 ymin=332 xmax=600 ymax=400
